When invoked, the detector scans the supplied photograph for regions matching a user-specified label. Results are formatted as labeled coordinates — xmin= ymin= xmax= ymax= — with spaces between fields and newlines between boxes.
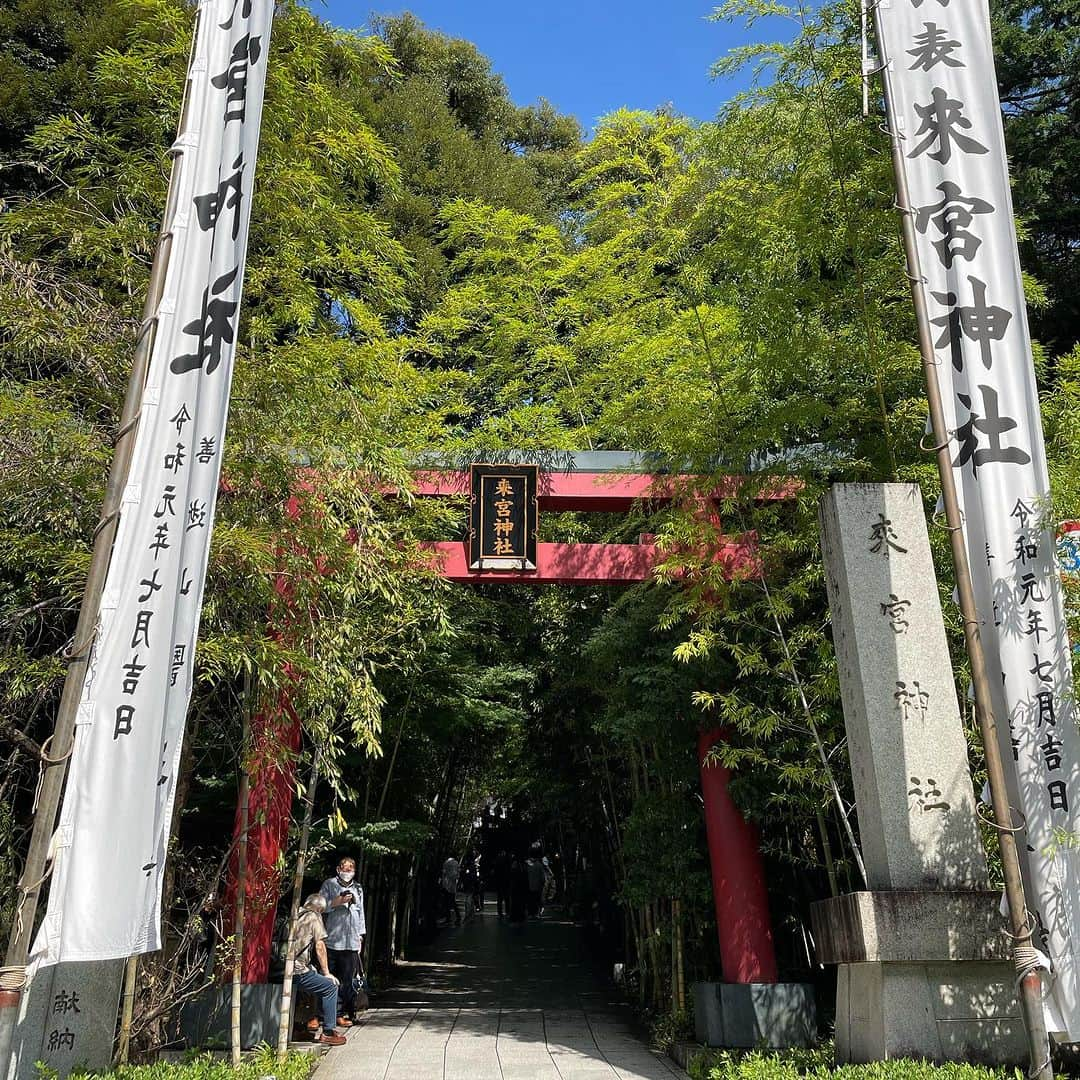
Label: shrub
xmin=48 ymin=1047 xmax=315 ymax=1080
xmin=688 ymin=1046 xmax=1018 ymax=1080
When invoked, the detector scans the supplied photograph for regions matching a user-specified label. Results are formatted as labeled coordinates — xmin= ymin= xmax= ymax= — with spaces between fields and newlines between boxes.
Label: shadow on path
xmin=313 ymin=900 xmax=687 ymax=1080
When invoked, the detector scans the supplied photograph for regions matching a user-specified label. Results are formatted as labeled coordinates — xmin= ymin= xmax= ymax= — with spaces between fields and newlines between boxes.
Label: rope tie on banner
xmin=1013 ymin=945 xmax=1054 ymax=1079
xmin=61 ymin=612 xmax=99 ymax=663
xmin=11 ymin=862 xmax=54 ymax=948
xmin=38 ymin=734 xmax=73 ymax=768
xmin=1016 ymin=945 xmax=1050 ymax=985
xmin=0 ymin=966 xmax=27 ymax=992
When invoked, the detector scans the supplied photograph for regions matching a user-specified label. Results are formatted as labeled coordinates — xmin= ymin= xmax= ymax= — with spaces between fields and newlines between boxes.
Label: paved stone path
xmin=314 ymin=902 xmax=686 ymax=1080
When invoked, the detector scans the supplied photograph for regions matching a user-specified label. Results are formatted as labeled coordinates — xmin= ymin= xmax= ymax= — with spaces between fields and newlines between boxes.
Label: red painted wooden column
xmin=224 ymin=690 xmax=302 ymax=982
xmin=224 ymin=494 xmax=307 ymax=983
xmin=698 ymin=728 xmax=778 ymax=983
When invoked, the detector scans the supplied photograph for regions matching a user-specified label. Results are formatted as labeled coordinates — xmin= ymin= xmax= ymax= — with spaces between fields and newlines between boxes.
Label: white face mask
xmin=338 ymin=870 xmax=355 ymax=883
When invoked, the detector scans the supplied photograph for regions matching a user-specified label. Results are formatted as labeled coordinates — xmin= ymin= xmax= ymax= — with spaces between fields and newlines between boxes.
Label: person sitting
xmin=290 ymin=894 xmax=347 ymax=1046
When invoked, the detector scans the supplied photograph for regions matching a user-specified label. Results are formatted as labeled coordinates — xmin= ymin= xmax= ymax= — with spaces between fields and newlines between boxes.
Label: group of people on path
xmin=441 ymin=843 xmax=555 ymax=926
xmin=289 ymin=855 xmax=367 ymax=1047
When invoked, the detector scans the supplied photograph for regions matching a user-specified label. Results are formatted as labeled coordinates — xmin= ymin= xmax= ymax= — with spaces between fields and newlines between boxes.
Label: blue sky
xmin=312 ymin=1 xmax=792 ymax=131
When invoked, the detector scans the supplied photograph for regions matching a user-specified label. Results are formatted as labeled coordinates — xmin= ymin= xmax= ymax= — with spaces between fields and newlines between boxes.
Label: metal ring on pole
xmin=931 ymin=508 xmax=963 ymax=532
xmin=919 ymin=432 xmax=949 ymax=453
xmin=1028 ymin=1054 xmax=1053 ymax=1080
xmin=113 ymin=406 xmax=144 ymax=444
xmin=90 ymin=508 xmax=119 ymax=542
xmin=1001 ymin=908 xmax=1038 ymax=940
xmin=977 ymin=801 xmax=1028 ymax=834
xmin=62 ymin=622 xmax=98 ymax=663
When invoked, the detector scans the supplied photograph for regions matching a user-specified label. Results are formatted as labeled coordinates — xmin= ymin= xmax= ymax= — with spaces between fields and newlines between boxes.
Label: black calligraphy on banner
xmin=908 ymin=87 xmax=989 ymax=163
xmin=952 ymin=385 xmax=1031 ymax=476
xmin=221 ymin=0 xmax=253 ymax=30
xmin=931 ymin=277 xmax=1013 ymax=371
xmin=913 ymin=182 xmax=993 ymax=268
xmin=171 ymin=267 xmax=239 ymax=375
xmin=907 ymin=23 xmax=963 ymax=70
xmin=876 ymin=0 xmax=1080 ymax=1038
xmin=193 ymin=155 xmax=245 ymax=243
xmin=210 ymin=34 xmax=262 ymax=124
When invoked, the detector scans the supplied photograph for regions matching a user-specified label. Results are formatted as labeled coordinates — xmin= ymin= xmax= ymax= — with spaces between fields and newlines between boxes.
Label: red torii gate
xmin=414 ymin=457 xmax=779 ymax=984
xmin=231 ymin=454 xmax=781 ymax=986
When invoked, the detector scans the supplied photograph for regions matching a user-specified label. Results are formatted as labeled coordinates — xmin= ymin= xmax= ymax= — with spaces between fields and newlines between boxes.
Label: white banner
xmin=31 ymin=0 xmax=274 ymax=966
xmin=877 ymin=0 xmax=1080 ymax=1039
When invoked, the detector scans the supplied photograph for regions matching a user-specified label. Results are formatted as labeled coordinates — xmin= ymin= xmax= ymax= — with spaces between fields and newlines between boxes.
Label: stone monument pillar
xmin=813 ymin=483 xmax=1024 ymax=1063
xmin=6 ymin=960 xmax=124 ymax=1079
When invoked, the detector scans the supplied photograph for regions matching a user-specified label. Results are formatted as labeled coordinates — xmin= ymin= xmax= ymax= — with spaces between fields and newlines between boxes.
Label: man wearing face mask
xmin=318 ymin=856 xmax=366 ymax=1026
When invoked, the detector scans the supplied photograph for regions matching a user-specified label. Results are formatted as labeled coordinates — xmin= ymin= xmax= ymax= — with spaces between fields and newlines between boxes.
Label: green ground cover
xmin=50 ymin=1049 xmax=314 ymax=1080
xmin=689 ymin=1047 xmax=1019 ymax=1080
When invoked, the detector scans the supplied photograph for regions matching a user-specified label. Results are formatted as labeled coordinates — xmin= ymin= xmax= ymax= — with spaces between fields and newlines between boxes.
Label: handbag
xmin=352 ymin=954 xmax=370 ymax=1013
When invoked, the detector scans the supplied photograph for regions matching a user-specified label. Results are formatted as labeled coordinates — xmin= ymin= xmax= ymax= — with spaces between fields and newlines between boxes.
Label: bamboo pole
xmin=114 ymin=955 xmax=139 ymax=1066
xmin=815 ymin=806 xmax=839 ymax=898
xmin=231 ymin=684 xmax=252 ymax=1069
xmin=871 ymin=6 xmax=1052 ymax=1074
xmin=277 ymin=754 xmax=320 ymax=1059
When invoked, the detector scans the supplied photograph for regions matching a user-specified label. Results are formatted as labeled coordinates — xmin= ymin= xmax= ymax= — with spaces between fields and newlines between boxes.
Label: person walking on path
xmin=525 ymin=844 xmax=546 ymax=919
xmin=493 ymin=849 xmax=511 ymax=918
xmin=319 ymin=856 xmax=365 ymax=1025
xmin=290 ymin=895 xmax=347 ymax=1046
xmin=508 ymin=852 xmax=529 ymax=924
xmin=440 ymin=855 xmax=461 ymax=925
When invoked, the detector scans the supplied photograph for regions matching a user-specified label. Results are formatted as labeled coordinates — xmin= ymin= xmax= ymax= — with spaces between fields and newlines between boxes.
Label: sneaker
xmin=337 ymin=1017 xmax=353 ymax=1028
xmin=317 ymin=1031 xmax=347 ymax=1046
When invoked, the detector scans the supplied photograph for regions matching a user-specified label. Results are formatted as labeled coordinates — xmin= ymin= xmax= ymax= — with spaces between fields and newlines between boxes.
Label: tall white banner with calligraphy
xmin=876 ymin=0 xmax=1080 ymax=1039
xmin=30 ymin=0 xmax=273 ymax=966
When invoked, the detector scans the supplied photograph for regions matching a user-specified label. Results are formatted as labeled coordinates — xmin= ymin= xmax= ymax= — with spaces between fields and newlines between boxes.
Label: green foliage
xmin=47 ymin=1047 xmax=313 ymax=1080
xmin=688 ymin=1045 xmax=1017 ymax=1080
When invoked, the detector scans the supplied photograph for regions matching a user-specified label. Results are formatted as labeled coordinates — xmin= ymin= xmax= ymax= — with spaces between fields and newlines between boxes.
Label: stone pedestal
xmin=817 ymin=485 xmax=1018 ymax=1065
xmin=6 ymin=960 xmax=124 ymax=1080
xmin=693 ymin=982 xmax=815 ymax=1049
xmin=179 ymin=984 xmax=285 ymax=1049
xmin=811 ymin=892 xmax=1024 ymax=1063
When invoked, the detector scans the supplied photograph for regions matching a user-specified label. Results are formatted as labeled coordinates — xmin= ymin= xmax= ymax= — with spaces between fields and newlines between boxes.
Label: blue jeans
xmin=295 ymin=969 xmax=338 ymax=1032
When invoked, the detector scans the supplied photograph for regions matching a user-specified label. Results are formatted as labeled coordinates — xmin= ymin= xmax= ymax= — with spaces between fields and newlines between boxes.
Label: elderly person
xmin=290 ymin=894 xmax=346 ymax=1046
xmin=319 ymin=856 xmax=366 ymax=1024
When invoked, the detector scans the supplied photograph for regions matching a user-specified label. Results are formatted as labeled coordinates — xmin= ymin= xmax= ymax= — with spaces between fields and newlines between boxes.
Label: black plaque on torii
xmin=468 ymin=464 xmax=538 ymax=571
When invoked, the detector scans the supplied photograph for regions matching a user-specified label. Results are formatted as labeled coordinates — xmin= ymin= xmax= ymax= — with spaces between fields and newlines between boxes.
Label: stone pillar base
xmin=692 ymin=982 xmax=816 ymax=1048
xmin=180 ymin=984 xmax=285 ymax=1049
xmin=812 ymin=891 xmax=1025 ymax=1065
xmin=835 ymin=960 xmax=1023 ymax=1064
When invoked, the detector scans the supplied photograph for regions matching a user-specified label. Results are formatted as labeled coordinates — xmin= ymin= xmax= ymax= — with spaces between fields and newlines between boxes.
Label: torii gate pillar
xmin=698 ymin=729 xmax=778 ymax=983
